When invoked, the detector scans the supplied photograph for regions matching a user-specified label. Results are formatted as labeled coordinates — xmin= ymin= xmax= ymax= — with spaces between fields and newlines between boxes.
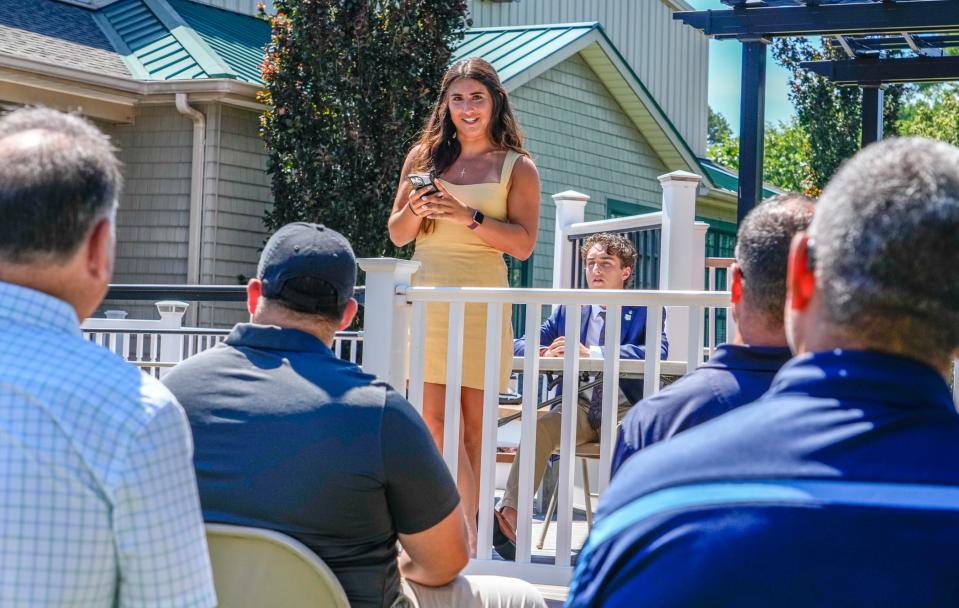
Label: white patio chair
xmin=206 ymin=523 xmax=350 ymax=608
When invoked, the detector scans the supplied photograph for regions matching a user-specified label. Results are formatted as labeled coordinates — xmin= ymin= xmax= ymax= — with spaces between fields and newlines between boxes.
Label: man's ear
xmin=85 ymin=217 xmax=114 ymax=283
xmin=730 ymin=263 xmax=743 ymax=305
xmin=786 ymin=232 xmax=816 ymax=312
xmin=621 ymin=264 xmax=632 ymax=287
xmin=247 ymin=278 xmax=262 ymax=315
xmin=338 ymin=298 xmax=359 ymax=331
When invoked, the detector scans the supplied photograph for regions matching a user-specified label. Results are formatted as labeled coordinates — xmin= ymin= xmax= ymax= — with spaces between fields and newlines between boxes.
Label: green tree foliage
xmin=898 ymin=84 xmax=959 ymax=146
xmin=258 ymin=1 xmax=469 ymax=257
xmin=772 ymin=37 xmax=904 ymax=194
xmin=706 ymin=113 xmax=813 ymax=195
xmin=708 ymin=106 xmax=733 ymax=146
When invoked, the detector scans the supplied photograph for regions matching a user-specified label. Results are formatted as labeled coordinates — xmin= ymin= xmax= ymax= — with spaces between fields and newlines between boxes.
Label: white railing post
xmin=356 ymin=258 xmax=420 ymax=389
xmin=658 ymin=171 xmax=704 ymax=362
xmin=552 ymin=190 xmax=589 ymax=290
xmin=156 ymin=301 xmax=188 ymax=376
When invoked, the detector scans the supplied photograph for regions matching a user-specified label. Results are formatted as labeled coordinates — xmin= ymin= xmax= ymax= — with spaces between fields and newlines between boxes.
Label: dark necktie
xmin=587 ymin=310 xmax=606 ymax=429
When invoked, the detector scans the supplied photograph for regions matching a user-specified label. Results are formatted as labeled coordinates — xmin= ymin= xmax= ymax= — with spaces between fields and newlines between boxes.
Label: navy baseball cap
xmin=257 ymin=222 xmax=356 ymax=312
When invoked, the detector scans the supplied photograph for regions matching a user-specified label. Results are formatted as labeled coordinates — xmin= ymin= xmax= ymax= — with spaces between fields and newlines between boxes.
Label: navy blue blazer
xmin=513 ymin=305 xmax=668 ymax=404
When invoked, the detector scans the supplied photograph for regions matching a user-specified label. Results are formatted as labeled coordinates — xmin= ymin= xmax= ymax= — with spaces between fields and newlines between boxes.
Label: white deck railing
xmin=358 ymin=266 xmax=731 ymax=584
xmin=82 ymin=300 xmax=363 ymax=375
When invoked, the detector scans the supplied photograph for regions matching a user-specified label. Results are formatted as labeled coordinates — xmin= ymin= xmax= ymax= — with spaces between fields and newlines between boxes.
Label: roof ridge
xmin=142 ymin=0 xmax=237 ymax=79
xmin=464 ymin=22 xmax=600 ymax=33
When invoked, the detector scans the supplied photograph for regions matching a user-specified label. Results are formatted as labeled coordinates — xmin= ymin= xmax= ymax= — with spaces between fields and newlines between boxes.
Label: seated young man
xmin=163 ymin=223 xmax=545 ymax=608
xmin=493 ymin=232 xmax=668 ymax=560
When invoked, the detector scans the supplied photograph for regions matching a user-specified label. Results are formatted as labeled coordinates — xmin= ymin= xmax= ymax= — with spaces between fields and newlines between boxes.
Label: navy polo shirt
xmin=162 ymin=324 xmax=460 ymax=608
xmin=568 ymin=350 xmax=959 ymax=608
xmin=612 ymin=344 xmax=792 ymax=476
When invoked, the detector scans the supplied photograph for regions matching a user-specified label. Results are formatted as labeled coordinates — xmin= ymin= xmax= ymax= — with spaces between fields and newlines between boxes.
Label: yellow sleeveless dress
xmin=410 ymin=150 xmax=519 ymax=391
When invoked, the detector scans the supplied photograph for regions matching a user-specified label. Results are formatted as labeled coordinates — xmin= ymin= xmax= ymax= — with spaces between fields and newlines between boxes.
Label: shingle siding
xmin=198 ymin=104 xmax=272 ymax=327
xmin=513 ymin=54 xmax=668 ymax=287
xmin=468 ymin=0 xmax=708 ymax=156
xmin=95 ymin=104 xmax=271 ymax=326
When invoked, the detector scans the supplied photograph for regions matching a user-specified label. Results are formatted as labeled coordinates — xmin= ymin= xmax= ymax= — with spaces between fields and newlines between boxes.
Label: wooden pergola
xmin=675 ymin=0 xmax=959 ymax=223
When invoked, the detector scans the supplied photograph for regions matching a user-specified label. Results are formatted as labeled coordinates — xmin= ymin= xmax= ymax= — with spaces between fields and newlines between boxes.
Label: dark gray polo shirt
xmin=163 ymin=323 xmax=460 ymax=608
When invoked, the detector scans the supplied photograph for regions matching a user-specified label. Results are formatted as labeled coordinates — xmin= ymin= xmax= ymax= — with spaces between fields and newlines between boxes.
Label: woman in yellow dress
xmin=388 ymin=58 xmax=540 ymax=551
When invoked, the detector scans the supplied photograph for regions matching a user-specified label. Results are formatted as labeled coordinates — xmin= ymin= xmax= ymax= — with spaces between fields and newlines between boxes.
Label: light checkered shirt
xmin=0 ymin=281 xmax=216 ymax=607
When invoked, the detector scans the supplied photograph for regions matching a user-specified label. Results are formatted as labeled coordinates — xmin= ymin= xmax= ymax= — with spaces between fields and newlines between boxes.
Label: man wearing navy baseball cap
xmin=163 ymin=223 xmax=545 ymax=608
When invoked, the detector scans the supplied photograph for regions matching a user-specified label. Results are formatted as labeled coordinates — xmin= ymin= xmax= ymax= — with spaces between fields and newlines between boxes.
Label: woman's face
xmin=446 ymin=78 xmax=494 ymax=140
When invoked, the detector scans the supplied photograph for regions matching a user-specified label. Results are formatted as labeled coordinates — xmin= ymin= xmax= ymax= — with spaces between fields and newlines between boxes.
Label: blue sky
xmin=687 ymin=0 xmax=795 ymax=135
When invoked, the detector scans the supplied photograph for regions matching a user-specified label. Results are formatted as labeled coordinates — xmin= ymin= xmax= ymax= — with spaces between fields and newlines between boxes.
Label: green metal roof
xmin=95 ymin=0 xmax=260 ymax=82
xmin=168 ymin=0 xmax=270 ymax=84
xmin=453 ymin=23 xmax=598 ymax=84
xmin=699 ymin=157 xmax=781 ymax=199
xmin=99 ymin=0 xmax=208 ymax=80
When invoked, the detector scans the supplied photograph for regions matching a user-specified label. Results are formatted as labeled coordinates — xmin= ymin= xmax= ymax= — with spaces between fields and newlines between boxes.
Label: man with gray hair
xmin=569 ymin=137 xmax=959 ymax=607
xmin=611 ymin=193 xmax=813 ymax=475
xmin=0 ymin=107 xmax=216 ymax=606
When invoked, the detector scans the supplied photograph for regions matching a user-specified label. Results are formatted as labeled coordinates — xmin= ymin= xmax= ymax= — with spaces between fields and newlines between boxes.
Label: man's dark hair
xmin=0 ymin=107 xmax=121 ymax=262
xmin=811 ymin=137 xmax=959 ymax=361
xmin=580 ymin=232 xmax=637 ymax=286
xmin=735 ymin=193 xmax=815 ymax=326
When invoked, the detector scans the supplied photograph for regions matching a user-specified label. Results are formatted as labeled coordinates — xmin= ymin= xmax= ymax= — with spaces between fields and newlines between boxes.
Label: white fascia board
xmin=588 ymin=36 xmax=715 ymax=190
xmin=661 ymin=0 xmax=695 ymax=11
xmin=0 ymin=53 xmax=264 ymax=114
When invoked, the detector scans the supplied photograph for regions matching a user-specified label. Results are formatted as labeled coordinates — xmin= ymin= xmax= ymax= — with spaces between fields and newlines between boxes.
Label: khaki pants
xmin=397 ymin=575 xmax=547 ymax=608
xmin=500 ymin=392 xmax=631 ymax=512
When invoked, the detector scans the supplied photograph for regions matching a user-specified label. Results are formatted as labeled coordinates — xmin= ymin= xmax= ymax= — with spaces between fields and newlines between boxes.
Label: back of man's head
xmin=0 ymin=107 xmax=121 ymax=262
xmin=810 ymin=137 xmax=959 ymax=366
xmin=254 ymin=222 xmax=357 ymax=329
xmin=734 ymin=193 xmax=815 ymax=336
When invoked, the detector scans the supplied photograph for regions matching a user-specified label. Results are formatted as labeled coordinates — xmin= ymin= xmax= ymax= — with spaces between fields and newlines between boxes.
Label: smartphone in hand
xmin=407 ymin=172 xmax=440 ymax=196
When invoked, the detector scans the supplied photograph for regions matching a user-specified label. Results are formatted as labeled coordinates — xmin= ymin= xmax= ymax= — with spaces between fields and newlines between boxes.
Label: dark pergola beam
xmin=801 ymin=55 xmax=959 ymax=84
xmin=861 ymin=85 xmax=884 ymax=147
xmin=674 ymin=1 xmax=959 ymax=39
xmin=737 ymin=40 xmax=767 ymax=224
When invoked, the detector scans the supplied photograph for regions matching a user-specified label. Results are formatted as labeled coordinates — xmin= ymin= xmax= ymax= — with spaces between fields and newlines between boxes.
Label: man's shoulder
xmin=606 ymin=396 xmax=798 ymax=515
xmin=624 ymin=366 xmax=726 ymax=428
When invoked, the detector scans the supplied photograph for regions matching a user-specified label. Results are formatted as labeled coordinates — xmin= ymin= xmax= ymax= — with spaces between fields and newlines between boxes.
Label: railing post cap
xmin=658 ymin=170 xmax=702 ymax=185
xmin=356 ymin=257 xmax=421 ymax=274
xmin=551 ymin=190 xmax=591 ymax=203
xmin=155 ymin=300 xmax=189 ymax=312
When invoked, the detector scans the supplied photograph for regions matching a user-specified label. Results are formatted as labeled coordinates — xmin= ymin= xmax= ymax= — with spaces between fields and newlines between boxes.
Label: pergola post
xmin=737 ymin=39 xmax=768 ymax=225
xmin=861 ymin=84 xmax=885 ymax=147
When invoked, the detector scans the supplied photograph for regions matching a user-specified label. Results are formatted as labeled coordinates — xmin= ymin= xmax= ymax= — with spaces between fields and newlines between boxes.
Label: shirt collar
xmin=590 ymin=305 xmax=606 ymax=321
xmin=226 ymin=323 xmax=335 ymax=355
xmin=0 ymin=281 xmax=81 ymax=337
xmin=767 ymin=349 xmax=955 ymax=414
xmin=703 ymin=343 xmax=793 ymax=372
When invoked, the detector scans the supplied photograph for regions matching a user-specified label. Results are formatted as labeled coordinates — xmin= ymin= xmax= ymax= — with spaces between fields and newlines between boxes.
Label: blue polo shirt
xmin=162 ymin=324 xmax=460 ymax=608
xmin=568 ymin=350 xmax=959 ymax=608
xmin=612 ymin=344 xmax=792 ymax=476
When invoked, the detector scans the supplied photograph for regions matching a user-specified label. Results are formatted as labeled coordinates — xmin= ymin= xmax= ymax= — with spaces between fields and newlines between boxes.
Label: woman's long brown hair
xmin=412 ymin=58 xmax=527 ymax=233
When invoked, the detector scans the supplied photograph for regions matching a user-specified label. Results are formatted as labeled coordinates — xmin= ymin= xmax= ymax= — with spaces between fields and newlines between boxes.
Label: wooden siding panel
xmin=511 ymin=55 xmax=668 ymax=287
xmin=468 ymin=0 xmax=707 ymax=155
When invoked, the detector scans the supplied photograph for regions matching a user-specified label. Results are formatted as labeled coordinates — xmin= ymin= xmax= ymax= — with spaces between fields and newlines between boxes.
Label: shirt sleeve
xmin=113 ymin=380 xmax=217 ymax=608
xmin=381 ymin=390 xmax=461 ymax=535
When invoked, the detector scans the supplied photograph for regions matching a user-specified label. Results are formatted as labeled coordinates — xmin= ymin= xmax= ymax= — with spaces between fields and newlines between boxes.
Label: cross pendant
xmin=459 ymin=167 xmax=467 ymax=179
